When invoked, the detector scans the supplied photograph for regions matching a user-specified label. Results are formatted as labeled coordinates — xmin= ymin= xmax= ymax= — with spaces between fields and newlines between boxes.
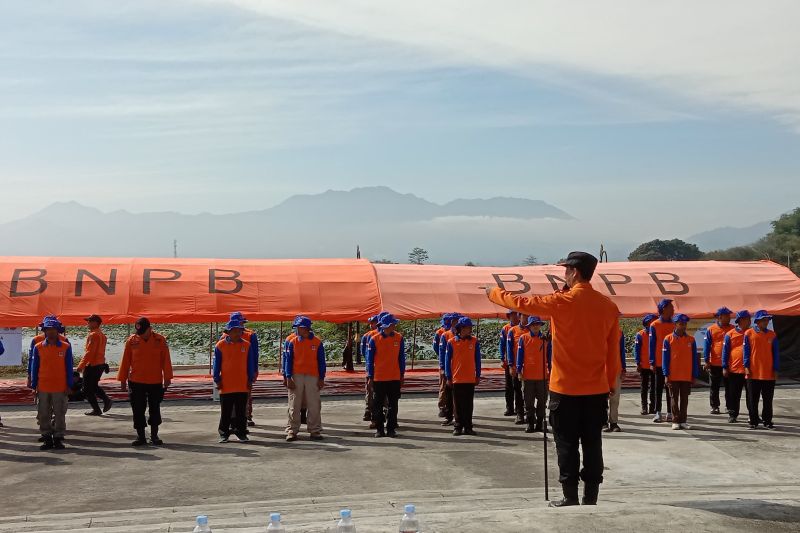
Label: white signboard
xmin=0 ymin=328 xmax=23 ymax=366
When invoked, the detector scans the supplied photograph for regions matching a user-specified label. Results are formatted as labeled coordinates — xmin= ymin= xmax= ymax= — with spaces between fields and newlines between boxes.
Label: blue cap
xmin=292 ymin=315 xmax=312 ymax=328
xmin=340 ymin=509 xmax=351 ymax=519
xmin=196 ymin=516 xmax=208 ymax=526
xmin=377 ymin=311 xmax=390 ymax=320
xmin=224 ymin=319 xmax=245 ymax=331
xmin=673 ymin=313 xmax=690 ymax=323
xmin=41 ymin=316 xmax=63 ymax=330
xmin=657 ymin=299 xmax=674 ymax=313
xmin=229 ymin=311 xmax=248 ymax=322
xmin=367 ymin=315 xmax=379 ymax=323
xmin=714 ymin=307 xmax=733 ymax=317
xmin=525 ymin=315 xmax=545 ymax=326
xmin=379 ymin=313 xmax=400 ymax=329
xmin=441 ymin=313 xmax=453 ymax=327
xmin=456 ymin=316 xmax=473 ymax=328
xmin=37 ymin=314 xmax=58 ymax=328
xmin=753 ymin=310 xmax=773 ymax=321
xmin=734 ymin=310 xmax=751 ymax=322
xmin=270 ymin=513 xmax=281 ymax=522
xmin=405 ymin=504 xmax=416 ymax=513
xmin=642 ymin=313 xmax=658 ymax=327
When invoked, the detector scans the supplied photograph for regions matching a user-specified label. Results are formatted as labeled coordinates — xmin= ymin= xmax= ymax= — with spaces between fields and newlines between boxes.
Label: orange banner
xmin=0 ymin=257 xmax=798 ymax=326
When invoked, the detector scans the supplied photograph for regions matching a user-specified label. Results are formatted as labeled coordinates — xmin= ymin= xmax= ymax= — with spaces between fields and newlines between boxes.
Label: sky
xmin=1 ymin=0 xmax=799 ymax=242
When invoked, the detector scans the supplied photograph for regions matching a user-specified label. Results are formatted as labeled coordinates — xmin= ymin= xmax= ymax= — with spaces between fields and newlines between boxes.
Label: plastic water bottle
xmin=337 ymin=509 xmax=356 ymax=532
xmin=399 ymin=504 xmax=420 ymax=533
xmin=266 ymin=513 xmax=286 ymax=532
xmin=192 ymin=515 xmax=212 ymax=532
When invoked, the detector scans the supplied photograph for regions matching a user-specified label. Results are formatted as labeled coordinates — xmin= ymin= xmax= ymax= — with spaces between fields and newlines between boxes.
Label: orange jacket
xmin=703 ymin=323 xmax=734 ymax=367
xmin=489 ymin=283 xmax=620 ymax=396
xmin=117 ymin=332 xmax=173 ymax=385
xmin=78 ymin=329 xmax=107 ymax=370
xmin=633 ymin=328 xmax=651 ymax=370
xmin=743 ymin=327 xmax=779 ymax=380
xmin=648 ymin=319 xmax=674 ymax=368
xmin=722 ymin=327 xmax=748 ymax=374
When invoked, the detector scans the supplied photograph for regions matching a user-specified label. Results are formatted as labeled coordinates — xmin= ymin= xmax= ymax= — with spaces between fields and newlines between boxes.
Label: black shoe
xmin=438 ymin=409 xmax=447 ymax=418
xmin=374 ymin=430 xmax=385 ymax=438
xmin=525 ymin=425 xmax=535 ymax=433
xmin=728 ymin=416 xmax=737 ymax=423
xmin=102 ymin=398 xmax=113 ymax=413
xmin=503 ymin=410 xmax=515 ymax=417
xmin=85 ymin=410 xmax=102 ymax=416
xmin=387 ymin=429 xmax=397 ymax=438
xmin=534 ymin=423 xmax=543 ymax=433
xmin=363 ymin=412 xmax=372 ymax=422
xmin=39 ymin=436 xmax=54 ymax=450
xmin=640 ymin=408 xmax=648 ymax=415
xmin=610 ymin=423 xmax=621 ymax=433
xmin=150 ymin=430 xmax=163 ymax=446
xmin=218 ymin=435 xmax=230 ymax=443
xmin=765 ymin=423 xmax=775 ymax=430
xmin=53 ymin=438 xmax=65 ymax=450
xmin=514 ymin=416 xmax=525 ymax=425
xmin=310 ymin=434 xmax=324 ymax=441
xmin=441 ymin=419 xmax=453 ymax=426
xmin=37 ymin=435 xmax=47 ymax=443
xmin=711 ymin=407 xmax=721 ymax=414
xmin=748 ymin=424 xmax=758 ymax=430
xmin=464 ymin=428 xmax=477 ymax=436
xmin=247 ymin=418 xmax=255 ymax=427
xmin=132 ymin=437 xmax=148 ymax=446
xmin=452 ymin=427 xmax=463 ymax=436
xmin=549 ymin=485 xmax=579 ymax=508
xmin=285 ymin=434 xmax=298 ymax=442
xmin=603 ymin=424 xmax=613 ymax=433
xmin=582 ymin=484 xmax=599 ymax=505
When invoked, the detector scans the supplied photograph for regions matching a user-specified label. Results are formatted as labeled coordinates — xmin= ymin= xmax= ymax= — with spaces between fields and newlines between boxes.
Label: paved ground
xmin=1 ymin=387 xmax=799 ymax=531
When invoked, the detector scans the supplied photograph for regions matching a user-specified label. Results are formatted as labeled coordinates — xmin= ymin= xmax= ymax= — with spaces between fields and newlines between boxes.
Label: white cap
xmin=405 ymin=504 xmax=415 ymax=513
xmin=196 ymin=515 xmax=208 ymax=525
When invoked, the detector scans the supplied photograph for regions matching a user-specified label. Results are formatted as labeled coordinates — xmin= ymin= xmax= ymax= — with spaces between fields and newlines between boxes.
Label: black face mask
xmin=135 ymin=325 xmax=149 ymax=336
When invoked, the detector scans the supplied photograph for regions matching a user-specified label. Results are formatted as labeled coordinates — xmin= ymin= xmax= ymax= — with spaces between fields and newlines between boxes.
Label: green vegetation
xmin=628 ymin=239 xmax=703 ymax=261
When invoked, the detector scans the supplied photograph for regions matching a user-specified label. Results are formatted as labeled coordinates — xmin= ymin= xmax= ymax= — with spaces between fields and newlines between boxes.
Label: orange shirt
xmin=649 ymin=319 xmax=674 ymax=367
xmin=744 ymin=328 xmax=778 ymax=381
xmin=446 ymin=335 xmax=480 ymax=384
xmin=517 ymin=332 xmax=550 ymax=380
xmin=213 ymin=338 xmax=252 ymax=394
xmin=704 ymin=323 xmax=734 ymax=367
xmin=490 ymin=282 xmax=620 ymax=396
xmin=32 ymin=339 xmax=74 ymax=393
xmin=368 ymin=332 xmax=405 ymax=382
xmin=505 ymin=325 xmax=528 ymax=368
xmin=723 ymin=328 xmax=748 ymax=374
xmin=78 ymin=329 xmax=107 ymax=370
xmin=117 ymin=332 xmax=173 ymax=385
xmin=663 ymin=333 xmax=699 ymax=382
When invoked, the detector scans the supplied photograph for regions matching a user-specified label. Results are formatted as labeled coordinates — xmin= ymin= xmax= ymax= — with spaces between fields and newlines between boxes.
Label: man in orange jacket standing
xmin=744 ymin=310 xmax=780 ymax=430
xmin=703 ymin=307 xmax=734 ymax=415
xmin=486 ymin=251 xmax=620 ymax=507
xmin=117 ymin=317 xmax=174 ymax=446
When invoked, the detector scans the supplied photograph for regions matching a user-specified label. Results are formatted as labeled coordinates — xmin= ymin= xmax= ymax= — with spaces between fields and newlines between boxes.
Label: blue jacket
xmin=284 ymin=333 xmax=327 ymax=379
xmin=366 ymin=331 xmax=406 ymax=378
xmin=444 ymin=336 xmax=481 ymax=381
xmin=30 ymin=339 xmax=74 ymax=390
xmin=661 ymin=334 xmax=700 ymax=379
xmin=212 ymin=337 xmax=258 ymax=385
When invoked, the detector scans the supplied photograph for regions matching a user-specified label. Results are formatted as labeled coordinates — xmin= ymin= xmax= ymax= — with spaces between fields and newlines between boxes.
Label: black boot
xmin=549 ymin=484 xmax=579 ymax=507
xmin=582 ymin=483 xmax=600 ymax=505
xmin=53 ymin=437 xmax=65 ymax=450
xmin=150 ymin=425 xmax=163 ymax=445
xmin=39 ymin=435 xmax=54 ymax=450
xmin=132 ymin=428 xmax=147 ymax=446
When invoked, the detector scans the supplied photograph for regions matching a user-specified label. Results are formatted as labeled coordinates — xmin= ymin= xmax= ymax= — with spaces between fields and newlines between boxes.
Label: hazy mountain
xmin=0 ymin=186 xmax=585 ymax=264
xmin=687 ymin=221 xmax=771 ymax=252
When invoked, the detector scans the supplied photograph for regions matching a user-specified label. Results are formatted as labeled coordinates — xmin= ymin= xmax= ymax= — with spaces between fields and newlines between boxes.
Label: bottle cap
xmin=270 ymin=512 xmax=281 ymax=522
xmin=341 ymin=509 xmax=352 ymax=518
xmin=405 ymin=504 xmax=415 ymax=513
xmin=196 ymin=515 xmax=208 ymax=525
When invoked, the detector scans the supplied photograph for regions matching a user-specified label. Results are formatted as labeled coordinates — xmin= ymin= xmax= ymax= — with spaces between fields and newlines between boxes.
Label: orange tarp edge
xmin=0 ymin=257 xmax=798 ymax=326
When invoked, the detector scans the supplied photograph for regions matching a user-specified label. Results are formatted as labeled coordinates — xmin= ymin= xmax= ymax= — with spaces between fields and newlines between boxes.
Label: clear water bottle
xmin=266 ymin=512 xmax=286 ymax=532
xmin=192 ymin=515 xmax=212 ymax=532
xmin=399 ymin=504 xmax=420 ymax=533
xmin=337 ymin=509 xmax=356 ymax=532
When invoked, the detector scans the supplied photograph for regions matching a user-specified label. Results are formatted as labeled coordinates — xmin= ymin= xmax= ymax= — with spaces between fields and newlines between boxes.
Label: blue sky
xmin=1 ymin=0 xmax=798 ymax=244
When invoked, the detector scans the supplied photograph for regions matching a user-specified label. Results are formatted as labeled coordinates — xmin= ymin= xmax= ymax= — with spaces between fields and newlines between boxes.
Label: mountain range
xmin=686 ymin=221 xmax=772 ymax=252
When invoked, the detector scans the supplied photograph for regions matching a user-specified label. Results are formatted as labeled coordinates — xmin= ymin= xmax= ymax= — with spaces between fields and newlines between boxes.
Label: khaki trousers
xmin=37 ymin=391 xmax=68 ymax=438
xmin=287 ymin=374 xmax=322 ymax=436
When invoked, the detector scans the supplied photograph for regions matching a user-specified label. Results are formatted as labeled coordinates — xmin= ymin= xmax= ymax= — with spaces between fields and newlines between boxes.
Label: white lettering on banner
xmin=0 ymin=328 xmax=23 ymax=366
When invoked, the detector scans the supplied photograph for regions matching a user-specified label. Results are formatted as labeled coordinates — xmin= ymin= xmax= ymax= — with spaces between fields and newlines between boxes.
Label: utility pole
xmin=174 ymin=239 xmax=178 ymax=258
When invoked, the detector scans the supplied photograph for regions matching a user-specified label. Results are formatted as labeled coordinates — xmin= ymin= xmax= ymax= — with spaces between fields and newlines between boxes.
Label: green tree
xmin=408 ymin=247 xmax=429 ymax=265
xmin=628 ymin=239 xmax=703 ymax=261
xmin=521 ymin=255 xmax=539 ymax=266
xmin=464 ymin=261 xmax=477 ymax=267
xmin=371 ymin=258 xmax=397 ymax=264
xmin=771 ymin=207 xmax=800 ymax=236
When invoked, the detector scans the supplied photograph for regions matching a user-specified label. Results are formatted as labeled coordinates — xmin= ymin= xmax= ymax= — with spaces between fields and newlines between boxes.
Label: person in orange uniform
xmin=434 ymin=313 xmax=454 ymax=418
xmin=367 ymin=313 xmax=406 ymax=438
xmin=282 ymin=319 xmax=309 ymax=427
xmin=213 ymin=319 xmax=256 ymax=442
xmin=744 ymin=310 xmax=780 ymax=430
xmin=505 ymin=313 xmax=528 ymax=425
xmin=117 ymin=317 xmax=173 ymax=446
xmin=228 ymin=312 xmax=260 ymax=427
xmin=662 ymin=314 xmax=700 ymax=430
xmin=28 ymin=315 xmax=68 ymax=388
xmin=486 ymin=251 xmax=620 ymax=507
xmin=605 ymin=326 xmax=627 ymax=433
xmin=703 ymin=307 xmax=734 ymax=415
xmin=437 ymin=313 xmax=461 ymax=427
xmin=445 ymin=316 xmax=481 ymax=436
xmin=30 ymin=316 xmax=74 ymax=450
xmin=77 ymin=314 xmax=112 ymax=416
xmin=722 ymin=310 xmax=751 ymax=424
xmin=634 ymin=314 xmax=657 ymax=415
xmin=362 ymin=314 xmax=380 ymax=423
xmin=649 ymin=299 xmax=675 ymax=423
xmin=284 ymin=316 xmax=326 ymax=442
xmin=515 ymin=316 xmax=551 ymax=433
xmin=499 ymin=310 xmax=521 ymax=417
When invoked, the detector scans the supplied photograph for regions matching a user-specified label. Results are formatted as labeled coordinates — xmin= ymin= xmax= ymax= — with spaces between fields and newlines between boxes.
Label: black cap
xmin=558 ymin=251 xmax=599 ymax=279
xmin=84 ymin=314 xmax=103 ymax=324
xmin=135 ymin=317 xmax=151 ymax=329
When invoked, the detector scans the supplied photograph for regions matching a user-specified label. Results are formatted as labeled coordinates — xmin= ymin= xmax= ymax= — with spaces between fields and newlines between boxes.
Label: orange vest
xmin=117 ymin=332 xmax=174 ymax=384
xmin=745 ymin=328 xmax=777 ymax=380
xmin=650 ymin=319 xmax=674 ymax=367
xmin=34 ymin=340 xmax=72 ymax=393
xmin=518 ymin=332 xmax=549 ymax=380
xmin=705 ymin=323 xmax=734 ymax=366
xmin=372 ymin=332 xmax=404 ymax=382
xmin=664 ymin=333 xmax=696 ymax=382
xmin=289 ymin=335 xmax=322 ymax=377
xmin=448 ymin=336 xmax=478 ymax=384
xmin=724 ymin=328 xmax=747 ymax=374
xmin=215 ymin=338 xmax=251 ymax=394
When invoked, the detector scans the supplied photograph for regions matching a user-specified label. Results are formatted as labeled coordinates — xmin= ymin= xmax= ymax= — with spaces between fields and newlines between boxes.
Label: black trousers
xmin=219 ymin=392 xmax=248 ymax=437
xmin=549 ymin=392 xmax=608 ymax=487
xmin=373 ymin=380 xmax=401 ymax=432
xmin=452 ymin=383 xmax=475 ymax=431
xmin=747 ymin=379 xmax=775 ymax=426
xmin=725 ymin=372 xmax=747 ymax=418
xmin=442 ymin=381 xmax=455 ymax=422
xmin=83 ymin=365 xmax=110 ymax=413
xmin=503 ymin=367 xmax=525 ymax=415
xmin=128 ymin=381 xmax=164 ymax=430
xmin=708 ymin=365 xmax=723 ymax=409
xmin=639 ymin=368 xmax=655 ymax=411
xmin=653 ymin=368 xmax=672 ymax=414
xmin=504 ymin=366 xmax=514 ymax=412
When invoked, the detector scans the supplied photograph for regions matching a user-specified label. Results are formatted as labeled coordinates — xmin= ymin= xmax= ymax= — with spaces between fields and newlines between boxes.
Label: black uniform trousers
xmin=725 ymin=372 xmax=747 ymax=418
xmin=372 ymin=380 xmax=401 ymax=432
xmin=708 ymin=365 xmax=723 ymax=409
xmin=219 ymin=392 xmax=248 ymax=438
xmin=82 ymin=364 xmax=110 ymax=413
xmin=549 ymin=392 xmax=608 ymax=487
xmin=653 ymin=367 xmax=672 ymax=414
xmin=452 ymin=383 xmax=475 ymax=431
xmin=747 ymin=379 xmax=775 ymax=426
xmin=128 ymin=381 xmax=164 ymax=430
xmin=639 ymin=368 xmax=655 ymax=411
